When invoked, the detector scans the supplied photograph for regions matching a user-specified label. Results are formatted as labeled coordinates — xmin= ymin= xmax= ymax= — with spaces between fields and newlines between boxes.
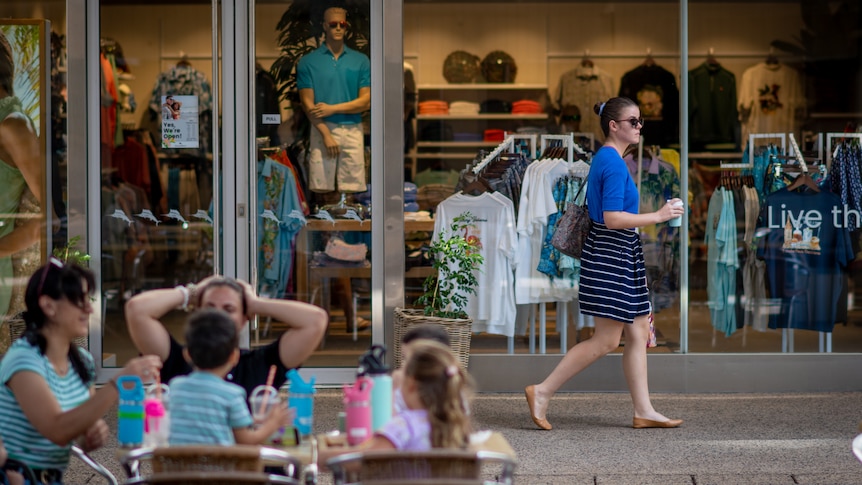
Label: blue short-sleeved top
xmin=0 ymin=339 xmax=94 ymax=470
xmin=586 ymin=146 xmax=640 ymax=226
xmin=296 ymin=43 xmax=371 ymax=125
xmin=168 ymin=371 xmax=254 ymax=446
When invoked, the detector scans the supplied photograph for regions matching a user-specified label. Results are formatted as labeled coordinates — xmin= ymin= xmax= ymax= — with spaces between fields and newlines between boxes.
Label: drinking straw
xmin=155 ymin=371 xmax=162 ymax=400
xmin=258 ymin=365 xmax=277 ymax=417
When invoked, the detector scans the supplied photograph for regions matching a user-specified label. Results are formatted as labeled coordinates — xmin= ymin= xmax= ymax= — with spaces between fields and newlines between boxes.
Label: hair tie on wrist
xmin=598 ymin=102 xmax=606 ymax=116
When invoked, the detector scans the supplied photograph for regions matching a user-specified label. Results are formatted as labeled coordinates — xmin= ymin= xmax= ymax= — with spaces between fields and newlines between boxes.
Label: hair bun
xmin=593 ymin=102 xmax=603 ymax=115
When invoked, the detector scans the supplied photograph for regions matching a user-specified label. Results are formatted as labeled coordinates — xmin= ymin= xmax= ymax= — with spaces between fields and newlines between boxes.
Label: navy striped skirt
xmin=578 ymin=222 xmax=650 ymax=323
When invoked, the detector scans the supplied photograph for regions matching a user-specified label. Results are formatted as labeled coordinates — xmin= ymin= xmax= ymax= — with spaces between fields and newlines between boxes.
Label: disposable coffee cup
xmin=668 ymin=200 xmax=684 ymax=227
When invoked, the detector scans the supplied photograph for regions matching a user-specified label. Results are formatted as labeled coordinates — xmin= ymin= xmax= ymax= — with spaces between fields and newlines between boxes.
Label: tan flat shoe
xmin=524 ymin=385 xmax=552 ymax=430
xmin=632 ymin=417 xmax=683 ymax=429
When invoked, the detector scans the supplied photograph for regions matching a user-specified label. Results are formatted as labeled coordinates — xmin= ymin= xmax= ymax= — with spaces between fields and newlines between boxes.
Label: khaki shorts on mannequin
xmin=308 ymin=121 xmax=365 ymax=192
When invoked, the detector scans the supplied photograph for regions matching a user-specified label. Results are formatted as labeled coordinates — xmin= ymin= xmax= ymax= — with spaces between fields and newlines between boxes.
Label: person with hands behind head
xmin=125 ymin=275 xmax=327 ymax=397
xmin=320 ymin=341 xmax=475 ymax=465
xmin=296 ymin=6 xmax=371 ymax=193
xmin=168 ymin=309 xmax=292 ymax=446
xmin=0 ymin=259 xmax=161 ymax=484
xmin=525 ymin=97 xmax=685 ymax=431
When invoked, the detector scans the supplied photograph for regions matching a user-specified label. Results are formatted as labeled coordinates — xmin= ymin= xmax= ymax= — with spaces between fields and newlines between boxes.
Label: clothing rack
xmin=539 ymin=133 xmax=575 ymax=163
xmin=569 ymin=132 xmax=595 ymax=154
xmin=472 ymin=133 xmax=537 ymax=174
xmin=524 ymin=133 xmax=585 ymax=355
xmin=825 ymin=132 xmax=862 ymax=169
xmin=787 ymin=133 xmax=808 ymax=172
xmin=729 ymin=133 xmax=788 ymax=169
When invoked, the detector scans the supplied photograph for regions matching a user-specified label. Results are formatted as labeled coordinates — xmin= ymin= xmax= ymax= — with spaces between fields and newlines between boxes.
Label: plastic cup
xmin=668 ymin=200 xmax=684 ymax=227
xmin=249 ymin=385 xmax=279 ymax=422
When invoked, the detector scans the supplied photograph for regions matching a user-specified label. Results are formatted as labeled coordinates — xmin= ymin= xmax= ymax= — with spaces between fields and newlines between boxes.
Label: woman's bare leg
xmin=622 ymin=313 xmax=673 ymax=422
xmin=527 ymin=317 xmax=624 ymax=421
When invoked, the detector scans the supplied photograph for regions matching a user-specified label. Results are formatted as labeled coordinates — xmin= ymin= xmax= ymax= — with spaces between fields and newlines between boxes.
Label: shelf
xmin=418 ymin=83 xmax=547 ymax=90
xmin=414 ymin=153 xmax=477 ymax=160
xmin=303 ymin=219 xmax=435 ymax=232
xmin=417 ymin=114 xmax=548 ymax=120
xmin=689 ymin=152 xmax=743 ymax=159
xmin=417 ymin=141 xmax=499 ymax=148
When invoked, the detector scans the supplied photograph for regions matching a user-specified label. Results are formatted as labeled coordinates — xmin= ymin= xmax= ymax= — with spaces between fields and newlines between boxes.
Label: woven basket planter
xmin=394 ymin=307 xmax=471 ymax=369
xmin=5 ymin=313 xmax=88 ymax=351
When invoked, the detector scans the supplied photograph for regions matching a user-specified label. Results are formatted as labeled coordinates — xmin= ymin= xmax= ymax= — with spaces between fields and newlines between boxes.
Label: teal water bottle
xmin=369 ymin=371 xmax=392 ymax=431
xmin=117 ymin=376 xmax=145 ymax=448
xmin=358 ymin=345 xmax=392 ymax=431
xmin=287 ymin=369 xmax=316 ymax=438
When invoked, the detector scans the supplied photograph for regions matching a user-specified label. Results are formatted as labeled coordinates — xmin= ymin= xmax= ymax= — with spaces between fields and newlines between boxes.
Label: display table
xmin=295 ymin=219 xmax=436 ymax=309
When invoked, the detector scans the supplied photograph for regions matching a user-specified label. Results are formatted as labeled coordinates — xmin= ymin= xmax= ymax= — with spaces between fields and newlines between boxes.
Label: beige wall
xmin=405 ymin=2 xmax=804 ymax=96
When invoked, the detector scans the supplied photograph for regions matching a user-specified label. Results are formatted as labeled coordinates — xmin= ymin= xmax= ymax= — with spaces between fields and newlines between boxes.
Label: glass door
xmin=97 ymin=0 xmax=222 ymax=371
xmin=248 ymin=1 xmax=377 ymax=376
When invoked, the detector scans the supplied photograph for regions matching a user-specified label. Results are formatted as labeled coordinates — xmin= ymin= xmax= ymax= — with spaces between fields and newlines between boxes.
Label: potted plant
xmin=395 ymin=212 xmax=484 ymax=369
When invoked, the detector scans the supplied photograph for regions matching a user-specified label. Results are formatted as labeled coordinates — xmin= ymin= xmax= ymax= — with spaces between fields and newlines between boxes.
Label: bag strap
xmin=572 ymin=179 xmax=588 ymax=206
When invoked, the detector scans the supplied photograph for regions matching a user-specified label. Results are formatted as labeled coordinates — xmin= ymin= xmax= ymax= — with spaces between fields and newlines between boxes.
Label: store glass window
xmin=0 ymin=1 xmax=67 ymax=355
xmin=255 ymin=2 xmax=375 ymax=366
xmin=99 ymin=1 xmax=219 ymax=366
xmin=689 ymin=1 xmax=862 ymax=353
xmin=403 ymin=1 xmax=683 ymax=357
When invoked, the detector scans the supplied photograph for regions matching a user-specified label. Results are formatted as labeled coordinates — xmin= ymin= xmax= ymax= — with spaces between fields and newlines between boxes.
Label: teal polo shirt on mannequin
xmin=296 ymin=43 xmax=371 ymax=125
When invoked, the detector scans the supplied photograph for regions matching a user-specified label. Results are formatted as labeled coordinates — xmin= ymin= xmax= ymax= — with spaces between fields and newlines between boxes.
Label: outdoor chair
xmin=326 ymin=449 xmax=516 ymax=485
xmin=0 ymin=446 xmax=118 ymax=485
xmin=120 ymin=445 xmax=302 ymax=485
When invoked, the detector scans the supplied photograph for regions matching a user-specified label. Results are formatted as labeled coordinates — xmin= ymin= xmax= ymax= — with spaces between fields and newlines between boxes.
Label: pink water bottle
xmin=343 ymin=376 xmax=374 ymax=446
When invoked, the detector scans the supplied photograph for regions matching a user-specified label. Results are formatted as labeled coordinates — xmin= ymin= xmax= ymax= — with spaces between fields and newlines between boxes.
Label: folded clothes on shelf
xmin=324 ymin=238 xmax=368 ymax=262
xmin=311 ymin=251 xmax=371 ymax=268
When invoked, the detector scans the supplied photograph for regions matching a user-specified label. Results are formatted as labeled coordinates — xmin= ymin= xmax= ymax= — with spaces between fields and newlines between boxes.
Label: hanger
xmin=461 ymin=176 xmax=493 ymax=196
xmin=177 ymin=51 xmax=191 ymax=67
xmin=643 ymin=47 xmax=655 ymax=67
xmin=786 ymin=172 xmax=820 ymax=193
xmin=580 ymin=49 xmax=594 ymax=68
xmin=706 ymin=47 xmax=719 ymax=66
xmin=765 ymin=46 xmax=779 ymax=66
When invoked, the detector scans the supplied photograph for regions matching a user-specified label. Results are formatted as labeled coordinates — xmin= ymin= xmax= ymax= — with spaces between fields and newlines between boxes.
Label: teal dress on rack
xmin=0 ymin=96 xmax=29 ymax=316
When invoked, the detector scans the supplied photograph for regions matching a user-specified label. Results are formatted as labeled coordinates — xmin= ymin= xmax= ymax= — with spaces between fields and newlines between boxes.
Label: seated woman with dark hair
xmin=0 ymin=259 xmax=160 ymax=484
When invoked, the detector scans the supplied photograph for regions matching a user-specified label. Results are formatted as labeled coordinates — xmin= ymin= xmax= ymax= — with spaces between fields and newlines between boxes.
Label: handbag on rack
xmin=550 ymin=182 xmax=591 ymax=259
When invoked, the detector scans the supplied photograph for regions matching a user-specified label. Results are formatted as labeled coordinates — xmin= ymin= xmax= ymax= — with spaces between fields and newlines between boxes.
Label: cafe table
xmin=314 ymin=430 xmax=517 ymax=467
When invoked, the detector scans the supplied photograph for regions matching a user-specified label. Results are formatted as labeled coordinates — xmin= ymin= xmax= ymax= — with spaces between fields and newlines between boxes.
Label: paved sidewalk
xmin=67 ymin=391 xmax=862 ymax=484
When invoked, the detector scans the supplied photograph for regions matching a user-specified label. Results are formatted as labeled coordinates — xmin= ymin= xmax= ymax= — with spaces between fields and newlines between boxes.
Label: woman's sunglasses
xmin=327 ymin=21 xmax=349 ymax=30
xmin=614 ymin=117 xmax=645 ymax=128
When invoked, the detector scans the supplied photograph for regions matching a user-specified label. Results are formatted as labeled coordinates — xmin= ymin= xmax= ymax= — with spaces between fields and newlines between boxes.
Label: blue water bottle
xmin=287 ymin=370 xmax=316 ymax=439
xmin=117 ymin=376 xmax=145 ymax=448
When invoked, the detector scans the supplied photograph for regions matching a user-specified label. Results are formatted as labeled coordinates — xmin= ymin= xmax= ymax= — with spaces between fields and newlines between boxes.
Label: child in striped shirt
xmin=169 ymin=309 xmax=292 ymax=445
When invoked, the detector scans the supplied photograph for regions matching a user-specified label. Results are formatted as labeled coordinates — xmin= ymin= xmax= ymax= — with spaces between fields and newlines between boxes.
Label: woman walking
xmin=525 ymin=97 xmax=685 ymax=430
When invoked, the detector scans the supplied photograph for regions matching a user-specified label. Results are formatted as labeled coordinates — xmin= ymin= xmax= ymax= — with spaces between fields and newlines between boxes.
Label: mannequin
xmin=297 ymin=6 xmax=371 ymax=214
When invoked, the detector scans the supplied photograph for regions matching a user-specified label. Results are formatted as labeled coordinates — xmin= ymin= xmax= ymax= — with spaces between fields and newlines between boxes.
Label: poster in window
xmin=161 ymin=94 xmax=199 ymax=148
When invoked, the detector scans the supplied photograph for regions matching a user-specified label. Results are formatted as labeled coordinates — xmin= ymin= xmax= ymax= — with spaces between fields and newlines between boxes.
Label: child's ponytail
xmin=405 ymin=341 xmax=475 ymax=448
